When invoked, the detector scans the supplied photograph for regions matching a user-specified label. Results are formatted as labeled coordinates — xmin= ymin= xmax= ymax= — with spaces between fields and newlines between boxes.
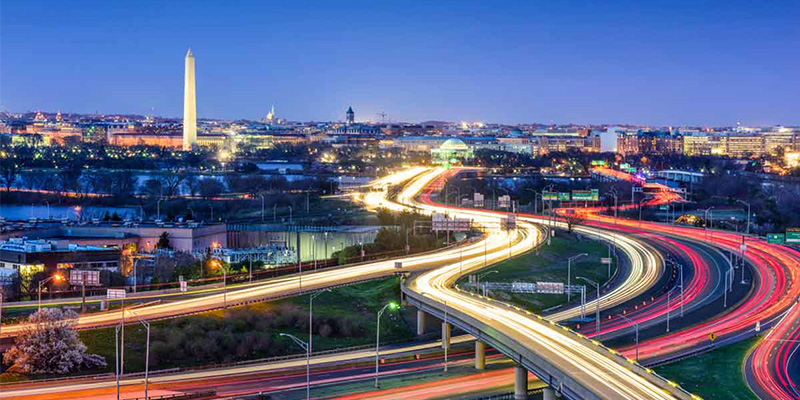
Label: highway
xmin=1 ymin=166 xmax=700 ymax=400
xmin=398 ymin=167 xmax=697 ymax=400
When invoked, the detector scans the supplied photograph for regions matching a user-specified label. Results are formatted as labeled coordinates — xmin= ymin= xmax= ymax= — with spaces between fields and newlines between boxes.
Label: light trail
xmin=399 ymin=167 xmax=696 ymax=400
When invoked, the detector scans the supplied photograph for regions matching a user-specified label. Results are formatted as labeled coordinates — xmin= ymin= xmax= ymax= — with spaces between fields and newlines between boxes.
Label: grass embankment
xmin=467 ymin=233 xmax=616 ymax=314
xmin=655 ymin=336 xmax=759 ymax=400
xmin=2 ymin=277 xmax=412 ymax=380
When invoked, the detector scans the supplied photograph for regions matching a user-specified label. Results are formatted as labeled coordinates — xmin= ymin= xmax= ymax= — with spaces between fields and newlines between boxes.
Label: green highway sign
xmin=542 ymin=192 xmax=558 ymax=201
xmin=620 ymin=163 xmax=630 ymax=169
xmin=558 ymin=192 xmax=571 ymax=201
xmin=572 ymin=189 xmax=599 ymax=202
xmin=787 ymin=229 xmax=800 ymax=244
xmin=590 ymin=160 xmax=606 ymax=166
xmin=767 ymin=233 xmax=785 ymax=244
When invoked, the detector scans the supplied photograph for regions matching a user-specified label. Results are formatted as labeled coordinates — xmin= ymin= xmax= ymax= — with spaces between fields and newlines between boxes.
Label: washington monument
xmin=183 ymin=48 xmax=197 ymax=150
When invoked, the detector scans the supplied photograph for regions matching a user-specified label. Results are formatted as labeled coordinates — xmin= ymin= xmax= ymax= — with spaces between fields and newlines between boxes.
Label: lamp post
xmin=374 ymin=302 xmax=399 ymax=388
xmin=280 ymin=333 xmax=310 ymax=400
xmin=156 ymin=197 xmax=165 ymax=221
xmin=309 ymin=289 xmax=330 ymax=356
xmin=567 ymin=253 xmax=588 ymax=302
xmin=477 ymin=270 xmax=498 ymax=296
xmin=606 ymin=189 xmax=618 ymax=225
xmin=704 ymin=206 xmax=714 ymax=240
xmin=665 ymin=259 xmax=684 ymax=317
xmin=127 ymin=309 xmax=150 ymax=400
xmin=617 ymin=313 xmax=639 ymax=362
xmin=737 ymin=199 xmax=751 ymax=236
xmin=577 ymin=276 xmax=600 ymax=337
xmin=38 ymin=273 xmax=63 ymax=312
xmin=211 ymin=259 xmax=227 ymax=308
xmin=259 ymin=193 xmax=265 ymax=222
xmin=0 ymin=290 xmax=4 ymax=337
xmin=666 ymin=287 xmax=680 ymax=332
xmin=638 ymin=198 xmax=647 ymax=228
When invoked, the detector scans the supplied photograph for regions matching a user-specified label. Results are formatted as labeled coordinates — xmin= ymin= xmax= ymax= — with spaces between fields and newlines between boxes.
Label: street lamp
xmin=211 ymin=259 xmax=227 ymax=308
xmin=665 ymin=259 xmax=684 ymax=317
xmin=666 ymin=286 xmax=681 ymax=332
xmin=577 ymin=276 xmax=600 ymax=337
xmin=374 ymin=301 xmax=399 ymax=388
xmin=280 ymin=333 xmax=311 ymax=400
xmin=638 ymin=197 xmax=647 ymax=228
xmin=259 ymin=193 xmax=266 ymax=222
xmin=567 ymin=253 xmax=588 ymax=302
xmin=617 ymin=313 xmax=639 ymax=362
xmin=704 ymin=206 xmax=714 ymax=240
xmin=127 ymin=309 xmax=150 ymax=400
xmin=606 ymin=189 xmax=618 ymax=225
xmin=38 ymin=273 xmax=64 ymax=312
xmin=736 ymin=199 xmax=751 ymax=236
xmin=309 ymin=289 xmax=330 ymax=356
xmin=477 ymin=270 xmax=498 ymax=295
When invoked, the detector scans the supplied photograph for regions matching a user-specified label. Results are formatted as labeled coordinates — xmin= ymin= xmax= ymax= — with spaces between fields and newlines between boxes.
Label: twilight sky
xmin=1 ymin=0 xmax=798 ymax=126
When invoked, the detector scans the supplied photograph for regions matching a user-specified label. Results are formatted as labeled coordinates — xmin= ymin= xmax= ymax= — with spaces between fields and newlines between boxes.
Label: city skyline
xmin=1 ymin=0 xmax=799 ymax=126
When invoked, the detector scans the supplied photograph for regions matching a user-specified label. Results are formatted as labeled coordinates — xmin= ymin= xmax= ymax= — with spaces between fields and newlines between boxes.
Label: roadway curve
xmin=398 ymin=167 xmax=698 ymax=400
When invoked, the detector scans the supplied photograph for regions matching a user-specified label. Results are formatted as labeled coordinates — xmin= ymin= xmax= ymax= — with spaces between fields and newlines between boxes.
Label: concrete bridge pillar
xmin=416 ymin=309 xmax=426 ymax=336
xmin=441 ymin=322 xmax=451 ymax=350
xmin=475 ymin=341 xmax=486 ymax=370
xmin=514 ymin=365 xmax=528 ymax=400
xmin=543 ymin=387 xmax=557 ymax=400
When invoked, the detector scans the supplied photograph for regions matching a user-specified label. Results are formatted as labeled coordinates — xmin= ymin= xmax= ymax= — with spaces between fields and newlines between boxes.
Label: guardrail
xmin=125 ymin=390 xmax=215 ymax=400
xmin=404 ymin=283 xmax=702 ymax=400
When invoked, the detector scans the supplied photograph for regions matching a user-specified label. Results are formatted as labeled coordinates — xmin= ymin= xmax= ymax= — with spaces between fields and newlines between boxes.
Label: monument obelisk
xmin=182 ymin=48 xmax=197 ymax=150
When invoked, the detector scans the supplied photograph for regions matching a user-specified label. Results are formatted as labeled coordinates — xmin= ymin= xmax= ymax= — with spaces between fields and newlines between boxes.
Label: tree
xmin=184 ymin=174 xmax=201 ymax=197
xmin=140 ymin=178 xmax=163 ymax=199
xmin=0 ymin=159 xmax=21 ymax=191
xmin=2 ymin=309 xmax=106 ymax=374
xmin=160 ymin=172 xmax=187 ymax=198
xmin=156 ymin=231 xmax=172 ymax=250
xmin=199 ymin=178 xmax=225 ymax=200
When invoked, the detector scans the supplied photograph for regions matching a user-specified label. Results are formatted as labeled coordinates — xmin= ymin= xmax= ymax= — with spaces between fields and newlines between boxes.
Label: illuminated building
xmin=530 ymin=130 xmax=601 ymax=154
xmin=617 ymin=130 xmax=683 ymax=156
xmin=346 ymin=106 xmax=355 ymax=125
xmin=183 ymin=48 xmax=197 ymax=150
xmin=431 ymin=138 xmax=474 ymax=164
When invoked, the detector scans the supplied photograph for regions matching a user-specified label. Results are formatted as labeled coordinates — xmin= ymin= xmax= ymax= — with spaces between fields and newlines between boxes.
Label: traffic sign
xmin=572 ymin=189 xmax=599 ymax=202
xmin=767 ymin=233 xmax=785 ymax=244
xmin=106 ymin=289 xmax=126 ymax=299
xmin=70 ymin=269 xmax=100 ymax=286
xmin=708 ymin=332 xmax=716 ymax=342
xmin=180 ymin=281 xmax=188 ymax=293
xmin=542 ymin=192 xmax=558 ymax=201
xmin=786 ymin=229 xmax=800 ymax=244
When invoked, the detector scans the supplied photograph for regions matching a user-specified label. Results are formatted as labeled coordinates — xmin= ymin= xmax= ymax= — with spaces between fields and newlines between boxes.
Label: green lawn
xmin=3 ymin=277 xmax=413 ymax=379
xmin=655 ymin=336 xmax=760 ymax=400
xmin=463 ymin=233 xmax=616 ymax=313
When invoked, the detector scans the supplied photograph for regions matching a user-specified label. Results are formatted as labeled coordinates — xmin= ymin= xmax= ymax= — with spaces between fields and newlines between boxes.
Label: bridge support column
xmin=475 ymin=341 xmax=486 ymax=370
xmin=543 ymin=387 xmax=556 ymax=400
xmin=416 ymin=310 xmax=426 ymax=336
xmin=441 ymin=322 xmax=451 ymax=350
xmin=514 ymin=365 xmax=528 ymax=400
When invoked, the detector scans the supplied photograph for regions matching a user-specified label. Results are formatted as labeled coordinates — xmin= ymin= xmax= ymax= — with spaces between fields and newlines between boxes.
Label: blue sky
xmin=1 ymin=0 xmax=798 ymax=125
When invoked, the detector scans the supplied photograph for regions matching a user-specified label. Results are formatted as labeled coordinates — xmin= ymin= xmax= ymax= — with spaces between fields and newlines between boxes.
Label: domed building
xmin=431 ymin=138 xmax=474 ymax=165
